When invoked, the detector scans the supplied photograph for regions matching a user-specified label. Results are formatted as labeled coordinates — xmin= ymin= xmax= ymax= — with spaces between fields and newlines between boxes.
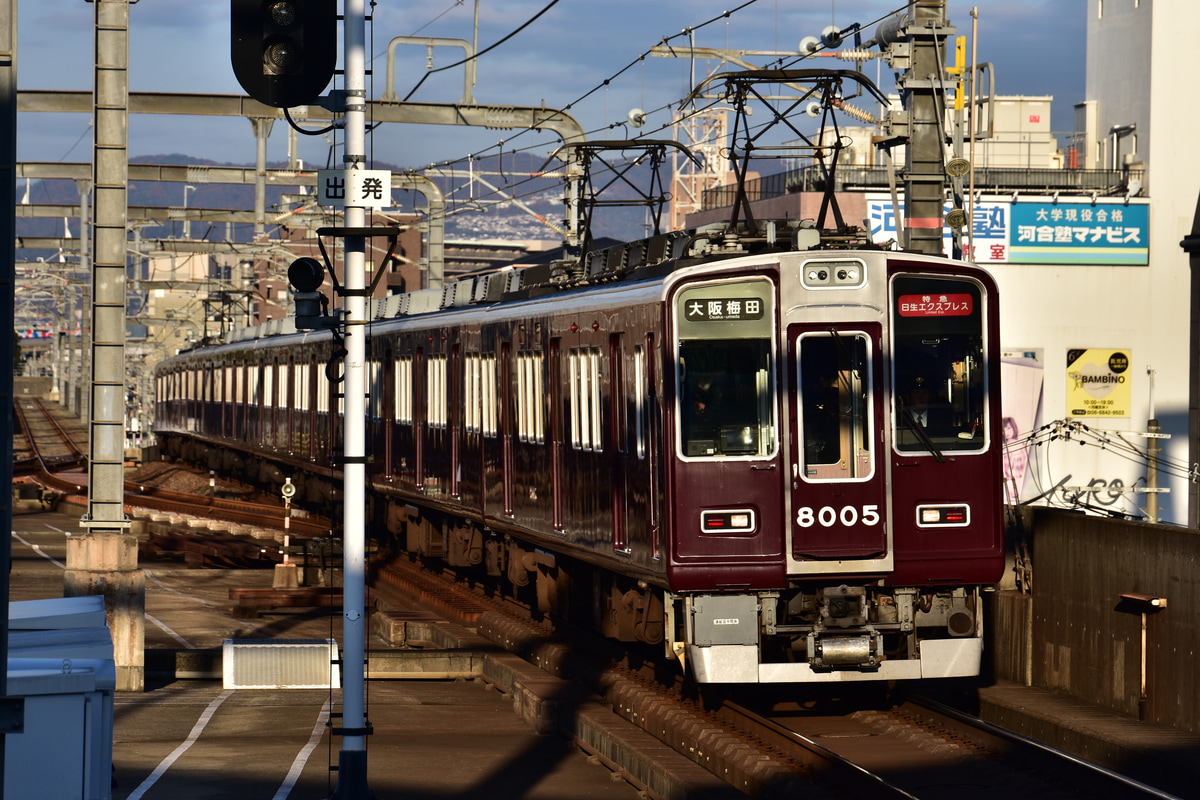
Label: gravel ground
xmin=126 ymin=461 xmax=263 ymax=500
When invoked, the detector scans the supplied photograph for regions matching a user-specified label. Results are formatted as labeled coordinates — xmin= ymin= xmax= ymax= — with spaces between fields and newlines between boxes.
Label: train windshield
xmin=891 ymin=275 xmax=987 ymax=454
xmin=674 ymin=278 xmax=777 ymax=459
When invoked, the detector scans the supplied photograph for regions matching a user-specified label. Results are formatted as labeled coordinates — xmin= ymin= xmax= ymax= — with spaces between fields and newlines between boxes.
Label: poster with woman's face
xmin=1001 ymin=350 xmax=1044 ymax=503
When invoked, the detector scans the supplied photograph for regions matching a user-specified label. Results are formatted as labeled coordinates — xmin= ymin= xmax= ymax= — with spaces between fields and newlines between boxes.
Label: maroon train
xmin=154 ymin=226 xmax=1004 ymax=683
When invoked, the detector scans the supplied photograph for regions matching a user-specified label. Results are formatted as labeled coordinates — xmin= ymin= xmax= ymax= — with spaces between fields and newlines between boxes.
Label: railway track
xmin=371 ymin=554 xmax=1184 ymax=800
xmin=713 ymin=691 xmax=1181 ymax=800
xmin=13 ymin=396 xmax=87 ymax=474
xmin=14 ymin=400 xmax=330 ymax=563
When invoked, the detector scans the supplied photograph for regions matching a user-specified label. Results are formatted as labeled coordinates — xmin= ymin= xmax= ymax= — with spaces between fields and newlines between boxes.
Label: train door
xmin=609 ymin=333 xmax=628 ymax=551
xmin=787 ymin=324 xmax=888 ymax=561
xmin=450 ymin=344 xmax=462 ymax=499
xmin=500 ymin=343 xmax=514 ymax=516
xmin=414 ymin=347 xmax=426 ymax=489
xmin=640 ymin=335 xmax=661 ymax=559
xmin=669 ymin=277 xmax=785 ymax=591
xmin=382 ymin=348 xmax=394 ymax=478
xmin=549 ymin=338 xmax=563 ymax=530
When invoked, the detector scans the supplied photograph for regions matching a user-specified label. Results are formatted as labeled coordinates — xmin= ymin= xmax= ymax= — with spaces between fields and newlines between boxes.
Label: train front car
xmin=665 ymin=250 xmax=1004 ymax=683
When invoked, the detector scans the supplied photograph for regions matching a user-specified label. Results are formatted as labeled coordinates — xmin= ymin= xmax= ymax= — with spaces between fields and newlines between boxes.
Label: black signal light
xmin=231 ymin=0 xmax=337 ymax=108
xmin=288 ymin=256 xmax=330 ymax=330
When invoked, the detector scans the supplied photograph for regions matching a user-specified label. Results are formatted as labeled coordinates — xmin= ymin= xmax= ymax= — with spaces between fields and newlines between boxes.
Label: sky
xmin=15 ymin=0 xmax=1087 ymax=176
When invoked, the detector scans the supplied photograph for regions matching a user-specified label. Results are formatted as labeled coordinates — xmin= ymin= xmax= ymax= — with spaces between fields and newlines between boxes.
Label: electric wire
xmin=399 ymin=0 xmax=563 ymax=103
xmin=394 ymin=0 xmax=915 ymax=229
xmin=1006 ymin=419 xmax=1192 ymax=522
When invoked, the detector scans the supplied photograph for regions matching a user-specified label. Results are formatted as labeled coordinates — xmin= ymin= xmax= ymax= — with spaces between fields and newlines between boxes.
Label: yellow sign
xmin=1066 ymin=349 xmax=1131 ymax=418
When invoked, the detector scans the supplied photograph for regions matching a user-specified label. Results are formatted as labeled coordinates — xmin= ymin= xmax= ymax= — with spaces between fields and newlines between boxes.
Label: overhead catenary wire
xmin=395 ymin=0 xmax=916 ymax=230
xmin=399 ymin=0 xmax=564 ymax=103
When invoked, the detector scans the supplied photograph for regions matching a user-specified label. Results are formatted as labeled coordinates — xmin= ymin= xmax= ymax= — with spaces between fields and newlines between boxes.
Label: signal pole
xmin=332 ymin=0 xmax=372 ymax=796
xmin=232 ymin=1 xmax=369 ymax=793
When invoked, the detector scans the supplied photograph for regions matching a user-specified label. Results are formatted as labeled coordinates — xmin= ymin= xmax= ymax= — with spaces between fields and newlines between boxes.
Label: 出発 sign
xmin=317 ymin=169 xmax=393 ymax=208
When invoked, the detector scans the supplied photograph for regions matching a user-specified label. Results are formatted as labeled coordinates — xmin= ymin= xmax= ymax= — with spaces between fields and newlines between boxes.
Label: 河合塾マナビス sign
xmin=867 ymin=196 xmax=1149 ymax=266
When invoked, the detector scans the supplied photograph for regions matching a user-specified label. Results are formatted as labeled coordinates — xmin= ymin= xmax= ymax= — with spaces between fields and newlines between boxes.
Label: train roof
xmin=190 ymin=218 xmax=889 ymax=352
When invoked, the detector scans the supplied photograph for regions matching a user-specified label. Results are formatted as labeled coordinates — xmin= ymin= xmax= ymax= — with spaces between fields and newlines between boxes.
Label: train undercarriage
xmin=383 ymin=496 xmax=985 ymax=684
xmin=158 ymin=433 xmax=985 ymax=685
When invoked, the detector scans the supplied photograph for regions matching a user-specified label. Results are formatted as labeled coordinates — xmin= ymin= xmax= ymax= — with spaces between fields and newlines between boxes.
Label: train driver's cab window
xmin=891 ymin=275 xmax=987 ymax=454
xmin=674 ymin=278 xmax=777 ymax=459
xmin=798 ymin=332 xmax=873 ymax=481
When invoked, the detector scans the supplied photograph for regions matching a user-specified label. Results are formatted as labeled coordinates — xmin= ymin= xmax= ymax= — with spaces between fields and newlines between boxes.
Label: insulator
xmin=833 ymin=50 xmax=877 ymax=63
xmin=831 ymin=99 xmax=881 ymax=125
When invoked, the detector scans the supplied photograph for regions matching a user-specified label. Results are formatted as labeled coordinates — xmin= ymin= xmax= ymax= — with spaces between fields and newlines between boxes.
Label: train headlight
xmin=801 ymin=258 xmax=867 ymax=289
xmin=915 ymin=503 xmax=971 ymax=528
xmin=701 ymin=509 xmax=757 ymax=534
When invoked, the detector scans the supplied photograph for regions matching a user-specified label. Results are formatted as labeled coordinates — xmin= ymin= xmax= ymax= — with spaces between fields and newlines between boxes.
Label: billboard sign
xmin=866 ymin=195 xmax=1149 ymax=266
xmin=1066 ymin=348 xmax=1132 ymax=418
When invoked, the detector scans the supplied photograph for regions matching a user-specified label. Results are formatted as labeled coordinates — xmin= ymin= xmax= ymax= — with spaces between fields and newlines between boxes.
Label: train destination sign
xmin=675 ymin=279 xmax=774 ymax=340
xmin=683 ymin=297 xmax=766 ymax=321
xmin=896 ymin=293 xmax=974 ymax=317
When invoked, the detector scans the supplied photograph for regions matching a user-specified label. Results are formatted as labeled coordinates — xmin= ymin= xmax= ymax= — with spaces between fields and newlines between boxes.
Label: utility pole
xmin=2 ymin=0 xmax=21 ymax=777
xmin=878 ymin=0 xmax=956 ymax=255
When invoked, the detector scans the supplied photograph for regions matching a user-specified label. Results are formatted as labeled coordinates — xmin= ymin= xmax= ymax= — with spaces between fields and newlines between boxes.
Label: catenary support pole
xmin=2 ymin=0 xmax=18 ymax=786
xmin=65 ymin=0 xmax=145 ymax=694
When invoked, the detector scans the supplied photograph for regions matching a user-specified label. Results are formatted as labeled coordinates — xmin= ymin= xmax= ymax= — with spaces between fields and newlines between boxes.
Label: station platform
xmin=976 ymin=681 xmax=1200 ymax=799
xmin=9 ymin=510 xmax=728 ymax=800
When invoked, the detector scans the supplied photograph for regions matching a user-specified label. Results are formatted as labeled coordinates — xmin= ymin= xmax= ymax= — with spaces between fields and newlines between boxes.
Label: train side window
xmin=296 ymin=361 xmax=308 ymax=414
xmin=481 ymin=354 xmax=497 ymax=436
xmin=568 ymin=346 xmax=602 ymax=452
xmin=517 ymin=351 xmax=545 ymax=443
xmin=367 ymin=358 xmax=386 ymax=422
xmin=427 ymin=354 xmax=448 ymax=429
xmin=798 ymin=332 xmax=873 ymax=481
xmin=464 ymin=352 xmax=497 ymax=435
xmin=633 ymin=344 xmax=646 ymax=459
xmin=465 ymin=354 xmax=481 ymax=433
xmin=315 ymin=365 xmax=327 ymax=415
xmin=395 ymin=354 xmax=413 ymax=424
xmin=279 ymin=359 xmax=290 ymax=418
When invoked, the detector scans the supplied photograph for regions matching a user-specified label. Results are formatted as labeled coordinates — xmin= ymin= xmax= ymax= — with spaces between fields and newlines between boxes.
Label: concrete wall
xmin=991 ymin=508 xmax=1199 ymax=733
xmin=13 ymin=376 xmax=52 ymax=397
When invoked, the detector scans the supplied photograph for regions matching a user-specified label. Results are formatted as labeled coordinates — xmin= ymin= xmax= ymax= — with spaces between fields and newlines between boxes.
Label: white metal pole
xmin=333 ymin=0 xmax=370 ymax=795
